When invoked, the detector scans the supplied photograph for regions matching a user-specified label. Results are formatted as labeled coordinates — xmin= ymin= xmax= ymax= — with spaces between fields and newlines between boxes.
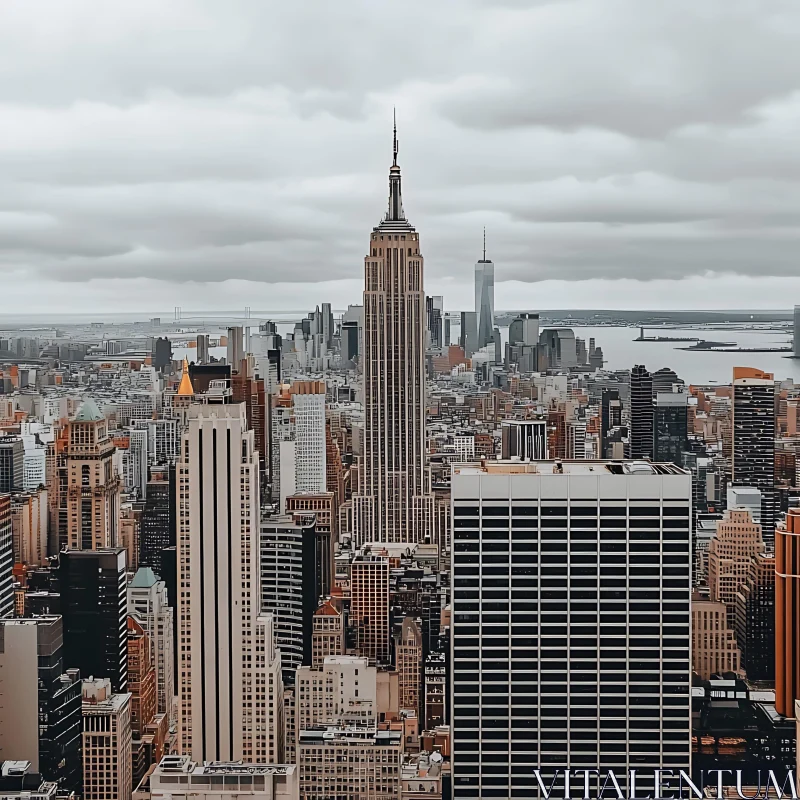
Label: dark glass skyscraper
xmin=653 ymin=391 xmax=688 ymax=464
xmin=138 ymin=464 xmax=176 ymax=578
xmin=58 ymin=548 xmax=128 ymax=693
xmin=732 ymin=367 xmax=776 ymax=542
xmin=629 ymin=365 xmax=653 ymax=459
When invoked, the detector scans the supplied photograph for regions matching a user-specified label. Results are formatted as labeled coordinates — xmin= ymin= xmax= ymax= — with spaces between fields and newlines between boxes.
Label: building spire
xmin=386 ymin=110 xmax=405 ymax=222
xmin=483 ymin=227 xmax=486 ymax=261
xmin=393 ymin=107 xmax=398 ymax=167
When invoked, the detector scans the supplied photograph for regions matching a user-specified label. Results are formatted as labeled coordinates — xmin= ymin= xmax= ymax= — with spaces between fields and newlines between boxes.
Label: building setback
xmin=177 ymin=402 xmax=283 ymax=763
xmin=353 ymin=121 xmax=433 ymax=545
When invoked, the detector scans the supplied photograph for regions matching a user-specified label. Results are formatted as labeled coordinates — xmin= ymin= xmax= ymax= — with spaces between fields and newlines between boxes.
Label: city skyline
xmin=5 ymin=1 xmax=800 ymax=313
xmin=4 ymin=2 xmax=800 ymax=796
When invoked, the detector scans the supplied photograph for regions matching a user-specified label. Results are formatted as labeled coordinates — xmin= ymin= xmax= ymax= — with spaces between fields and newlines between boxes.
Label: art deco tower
xmin=354 ymin=120 xmax=433 ymax=545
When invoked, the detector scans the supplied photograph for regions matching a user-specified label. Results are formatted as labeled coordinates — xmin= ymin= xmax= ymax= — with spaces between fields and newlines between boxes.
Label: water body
xmin=173 ymin=323 xmax=800 ymax=386
xmin=568 ymin=326 xmax=798 ymax=385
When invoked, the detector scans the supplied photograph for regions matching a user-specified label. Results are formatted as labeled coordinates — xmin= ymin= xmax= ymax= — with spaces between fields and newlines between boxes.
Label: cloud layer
xmin=3 ymin=0 xmax=800 ymax=311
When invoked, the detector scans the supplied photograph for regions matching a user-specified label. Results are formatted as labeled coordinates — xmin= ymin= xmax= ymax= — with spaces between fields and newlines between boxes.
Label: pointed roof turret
xmin=74 ymin=396 xmax=104 ymax=422
xmin=177 ymin=358 xmax=194 ymax=397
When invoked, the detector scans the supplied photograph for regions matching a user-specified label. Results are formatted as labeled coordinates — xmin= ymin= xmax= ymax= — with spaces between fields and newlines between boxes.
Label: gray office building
xmin=451 ymin=460 xmax=692 ymax=799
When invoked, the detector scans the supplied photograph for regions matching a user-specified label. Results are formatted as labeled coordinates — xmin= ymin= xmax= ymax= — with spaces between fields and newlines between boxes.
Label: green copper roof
xmin=129 ymin=566 xmax=159 ymax=588
xmin=74 ymin=396 xmax=104 ymax=422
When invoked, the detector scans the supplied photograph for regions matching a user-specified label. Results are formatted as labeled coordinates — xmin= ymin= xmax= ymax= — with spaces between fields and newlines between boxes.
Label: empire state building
xmin=353 ymin=122 xmax=433 ymax=545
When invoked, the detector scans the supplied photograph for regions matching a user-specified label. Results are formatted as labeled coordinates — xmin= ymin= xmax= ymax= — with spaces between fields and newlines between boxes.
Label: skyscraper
xmin=259 ymin=513 xmax=318 ymax=681
xmin=794 ymin=305 xmax=800 ymax=356
xmin=177 ymin=402 xmax=283 ymax=762
xmin=290 ymin=381 xmax=327 ymax=495
xmin=474 ymin=230 xmax=495 ymax=350
xmin=0 ymin=495 xmax=12 ymax=618
xmin=81 ymin=678 xmax=132 ymax=800
xmin=776 ymin=507 xmax=800 ymax=717
xmin=629 ymin=364 xmax=654 ymax=459
xmin=64 ymin=398 xmax=121 ymax=550
xmin=732 ymin=367 xmax=776 ymax=541
xmin=138 ymin=465 xmax=175 ymax=578
xmin=353 ymin=120 xmax=433 ymax=545
xmin=451 ymin=459 xmax=692 ymax=797
xmin=127 ymin=566 xmax=175 ymax=724
xmin=59 ymin=548 xmax=129 ymax=693
xmin=653 ymin=390 xmax=688 ymax=464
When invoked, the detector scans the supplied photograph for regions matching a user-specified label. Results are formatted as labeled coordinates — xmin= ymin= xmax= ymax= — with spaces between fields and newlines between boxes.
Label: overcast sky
xmin=4 ymin=0 xmax=800 ymax=314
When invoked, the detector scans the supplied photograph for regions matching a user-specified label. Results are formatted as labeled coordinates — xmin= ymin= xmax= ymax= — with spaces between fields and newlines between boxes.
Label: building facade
xmin=59 ymin=548 xmax=128 ymax=693
xmin=451 ymin=460 xmax=692 ymax=798
xmin=64 ymin=398 xmax=121 ymax=550
xmin=732 ymin=367 xmax=776 ymax=541
xmin=177 ymin=402 xmax=282 ymax=762
xmin=691 ymin=600 xmax=741 ymax=679
xmin=353 ymin=124 xmax=433 ymax=545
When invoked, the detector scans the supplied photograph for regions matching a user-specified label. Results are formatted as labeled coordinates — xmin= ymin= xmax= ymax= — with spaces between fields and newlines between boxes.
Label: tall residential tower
xmin=353 ymin=120 xmax=433 ymax=545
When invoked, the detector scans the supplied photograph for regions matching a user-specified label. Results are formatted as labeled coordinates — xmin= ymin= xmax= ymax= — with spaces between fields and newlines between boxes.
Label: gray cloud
xmin=2 ymin=0 xmax=800 ymax=308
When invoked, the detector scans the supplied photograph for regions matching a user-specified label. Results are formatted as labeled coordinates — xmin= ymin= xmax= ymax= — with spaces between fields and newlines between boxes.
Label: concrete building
xmin=64 ymin=397 xmax=121 ymax=550
xmin=353 ymin=123 xmax=433 ymax=545
xmin=707 ymin=508 xmax=764 ymax=629
xmin=296 ymin=655 xmax=377 ymax=734
xmin=177 ymin=403 xmax=283 ymax=763
xmin=538 ymin=328 xmax=577 ymax=369
xmin=147 ymin=756 xmax=298 ymax=800
xmin=451 ymin=459 xmax=692 ymax=798
xmin=396 ymin=616 xmax=422 ymax=719
xmin=776 ymin=507 xmax=800 ymax=717
xmin=0 ymin=619 xmax=40 ymax=766
xmin=127 ymin=616 xmax=156 ymax=738
xmin=350 ymin=551 xmax=390 ymax=665
xmin=290 ymin=381 xmax=327 ymax=496
xmin=0 ymin=617 xmax=82 ymax=789
xmin=297 ymin=726 xmax=402 ymax=800
xmin=10 ymin=489 xmax=48 ymax=567
xmin=732 ymin=367 xmax=776 ymax=541
xmin=128 ymin=567 xmax=175 ymax=725
xmin=726 ymin=485 xmax=762 ymax=523
xmin=82 ymin=678 xmax=133 ymax=800
xmin=311 ymin=600 xmax=344 ymax=666
xmin=692 ymin=600 xmax=741 ymax=679
xmin=500 ymin=419 xmax=548 ymax=461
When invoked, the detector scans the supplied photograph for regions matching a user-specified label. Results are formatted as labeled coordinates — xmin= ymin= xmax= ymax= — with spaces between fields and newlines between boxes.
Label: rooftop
xmin=73 ymin=396 xmax=104 ymax=422
xmin=454 ymin=459 xmax=688 ymax=476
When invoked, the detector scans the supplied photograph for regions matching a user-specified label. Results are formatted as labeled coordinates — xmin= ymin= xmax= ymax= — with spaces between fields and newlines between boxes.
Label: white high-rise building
xmin=290 ymin=381 xmax=326 ymax=495
xmin=296 ymin=655 xmax=377 ymax=734
xmin=353 ymin=120 xmax=433 ymax=545
xmin=128 ymin=566 xmax=176 ymax=725
xmin=82 ymin=678 xmax=132 ymax=800
xmin=451 ymin=459 xmax=692 ymax=798
xmin=178 ymin=402 xmax=283 ymax=763
xmin=474 ymin=233 xmax=495 ymax=350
